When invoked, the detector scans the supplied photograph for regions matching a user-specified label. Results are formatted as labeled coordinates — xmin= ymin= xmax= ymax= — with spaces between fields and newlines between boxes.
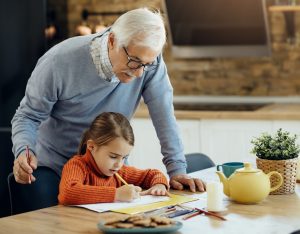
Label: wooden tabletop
xmin=0 ymin=168 xmax=299 ymax=234
xmin=134 ymin=103 xmax=300 ymax=120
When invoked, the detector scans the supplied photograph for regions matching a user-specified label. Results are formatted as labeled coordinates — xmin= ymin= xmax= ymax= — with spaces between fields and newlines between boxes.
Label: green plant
xmin=251 ymin=128 xmax=300 ymax=160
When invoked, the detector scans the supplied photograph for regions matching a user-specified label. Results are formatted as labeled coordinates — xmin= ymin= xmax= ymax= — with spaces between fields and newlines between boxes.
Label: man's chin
xmin=118 ymin=76 xmax=135 ymax=83
xmin=116 ymin=72 xmax=137 ymax=83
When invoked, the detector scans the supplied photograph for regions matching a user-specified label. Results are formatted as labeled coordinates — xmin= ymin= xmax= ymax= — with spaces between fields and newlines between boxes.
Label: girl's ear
xmin=86 ymin=139 xmax=95 ymax=152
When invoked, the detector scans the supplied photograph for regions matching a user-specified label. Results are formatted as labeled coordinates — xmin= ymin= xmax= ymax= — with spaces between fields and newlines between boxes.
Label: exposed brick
xmin=48 ymin=0 xmax=300 ymax=96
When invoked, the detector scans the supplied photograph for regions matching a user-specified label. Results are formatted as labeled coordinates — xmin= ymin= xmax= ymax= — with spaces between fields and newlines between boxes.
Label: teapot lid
xmin=236 ymin=162 xmax=261 ymax=173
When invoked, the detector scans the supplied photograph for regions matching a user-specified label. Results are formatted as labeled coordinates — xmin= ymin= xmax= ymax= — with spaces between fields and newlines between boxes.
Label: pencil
xmin=182 ymin=210 xmax=202 ymax=220
xmin=195 ymin=208 xmax=227 ymax=221
xmin=166 ymin=190 xmax=172 ymax=197
xmin=115 ymin=172 xmax=128 ymax=185
xmin=26 ymin=145 xmax=31 ymax=184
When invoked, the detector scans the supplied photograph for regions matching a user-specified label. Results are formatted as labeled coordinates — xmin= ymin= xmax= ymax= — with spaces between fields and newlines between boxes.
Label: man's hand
xmin=13 ymin=151 xmax=37 ymax=184
xmin=140 ymin=184 xmax=168 ymax=196
xmin=170 ymin=174 xmax=205 ymax=192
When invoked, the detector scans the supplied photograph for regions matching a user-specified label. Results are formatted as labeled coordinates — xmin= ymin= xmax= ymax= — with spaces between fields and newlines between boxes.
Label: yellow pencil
xmin=115 ymin=172 xmax=128 ymax=185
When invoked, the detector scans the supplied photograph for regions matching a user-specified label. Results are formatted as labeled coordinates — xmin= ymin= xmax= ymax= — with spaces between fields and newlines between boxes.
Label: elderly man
xmin=11 ymin=8 xmax=205 ymax=202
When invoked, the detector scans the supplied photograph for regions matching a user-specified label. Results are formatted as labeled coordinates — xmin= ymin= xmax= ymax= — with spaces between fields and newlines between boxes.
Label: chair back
xmin=7 ymin=166 xmax=60 ymax=215
xmin=185 ymin=153 xmax=215 ymax=173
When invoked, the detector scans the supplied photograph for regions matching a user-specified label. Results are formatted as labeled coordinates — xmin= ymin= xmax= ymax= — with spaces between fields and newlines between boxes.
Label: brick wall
xmin=51 ymin=0 xmax=300 ymax=96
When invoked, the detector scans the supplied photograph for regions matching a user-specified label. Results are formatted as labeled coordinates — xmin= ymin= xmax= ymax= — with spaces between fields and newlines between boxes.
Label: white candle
xmin=206 ymin=181 xmax=224 ymax=212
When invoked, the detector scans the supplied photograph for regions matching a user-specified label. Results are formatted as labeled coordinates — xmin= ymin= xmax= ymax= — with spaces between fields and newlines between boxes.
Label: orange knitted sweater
xmin=58 ymin=150 xmax=168 ymax=205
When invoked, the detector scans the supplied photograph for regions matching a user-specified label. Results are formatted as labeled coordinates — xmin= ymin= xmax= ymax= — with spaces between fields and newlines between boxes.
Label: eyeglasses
xmin=123 ymin=47 xmax=158 ymax=71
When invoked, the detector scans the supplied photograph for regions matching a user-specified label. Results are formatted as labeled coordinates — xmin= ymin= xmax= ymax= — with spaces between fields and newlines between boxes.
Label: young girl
xmin=58 ymin=112 xmax=169 ymax=205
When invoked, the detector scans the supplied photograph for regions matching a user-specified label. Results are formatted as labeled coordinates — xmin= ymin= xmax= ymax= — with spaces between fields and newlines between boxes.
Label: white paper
xmin=74 ymin=195 xmax=170 ymax=213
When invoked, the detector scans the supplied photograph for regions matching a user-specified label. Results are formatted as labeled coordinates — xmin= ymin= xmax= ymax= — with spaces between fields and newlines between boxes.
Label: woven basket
xmin=256 ymin=157 xmax=298 ymax=195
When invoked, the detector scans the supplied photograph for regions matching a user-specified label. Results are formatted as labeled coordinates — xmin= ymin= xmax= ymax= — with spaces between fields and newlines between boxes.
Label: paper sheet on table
xmin=112 ymin=193 xmax=198 ymax=214
xmin=75 ymin=193 xmax=198 ymax=214
xmin=75 ymin=195 xmax=169 ymax=213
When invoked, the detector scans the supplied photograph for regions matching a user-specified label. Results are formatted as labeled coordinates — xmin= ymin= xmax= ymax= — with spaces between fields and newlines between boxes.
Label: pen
xmin=26 ymin=145 xmax=31 ymax=184
xmin=115 ymin=172 xmax=128 ymax=185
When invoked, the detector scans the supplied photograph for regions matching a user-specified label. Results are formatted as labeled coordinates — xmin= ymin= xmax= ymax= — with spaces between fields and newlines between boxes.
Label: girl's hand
xmin=115 ymin=184 xmax=142 ymax=202
xmin=140 ymin=184 xmax=168 ymax=196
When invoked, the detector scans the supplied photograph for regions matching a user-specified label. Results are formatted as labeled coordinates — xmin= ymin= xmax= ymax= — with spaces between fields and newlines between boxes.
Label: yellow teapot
xmin=216 ymin=162 xmax=283 ymax=204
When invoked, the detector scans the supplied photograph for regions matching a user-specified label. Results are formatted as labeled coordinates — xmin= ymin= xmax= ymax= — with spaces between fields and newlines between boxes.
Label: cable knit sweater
xmin=58 ymin=150 xmax=169 ymax=205
xmin=11 ymin=29 xmax=186 ymax=179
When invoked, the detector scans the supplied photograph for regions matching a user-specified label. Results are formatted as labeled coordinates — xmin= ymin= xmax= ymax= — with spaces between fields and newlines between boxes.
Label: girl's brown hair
xmin=78 ymin=112 xmax=134 ymax=154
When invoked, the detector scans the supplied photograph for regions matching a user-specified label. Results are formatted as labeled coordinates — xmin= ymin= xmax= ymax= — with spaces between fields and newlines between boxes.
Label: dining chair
xmin=7 ymin=166 xmax=60 ymax=215
xmin=185 ymin=153 xmax=215 ymax=173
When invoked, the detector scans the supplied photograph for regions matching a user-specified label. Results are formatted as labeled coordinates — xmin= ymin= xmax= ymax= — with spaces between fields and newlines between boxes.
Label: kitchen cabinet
xmin=129 ymin=118 xmax=300 ymax=172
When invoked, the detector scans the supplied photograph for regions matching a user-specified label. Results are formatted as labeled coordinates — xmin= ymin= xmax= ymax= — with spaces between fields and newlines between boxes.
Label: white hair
xmin=111 ymin=8 xmax=166 ymax=52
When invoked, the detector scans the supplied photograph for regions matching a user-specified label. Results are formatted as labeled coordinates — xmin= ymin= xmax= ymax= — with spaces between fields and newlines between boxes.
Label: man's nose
xmin=133 ymin=67 xmax=144 ymax=78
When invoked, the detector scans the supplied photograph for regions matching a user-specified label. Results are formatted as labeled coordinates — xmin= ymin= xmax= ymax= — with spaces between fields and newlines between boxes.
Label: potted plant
xmin=251 ymin=128 xmax=300 ymax=195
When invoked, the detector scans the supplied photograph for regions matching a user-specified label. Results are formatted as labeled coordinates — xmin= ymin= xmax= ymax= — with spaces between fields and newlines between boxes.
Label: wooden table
xmin=0 ymin=168 xmax=299 ymax=234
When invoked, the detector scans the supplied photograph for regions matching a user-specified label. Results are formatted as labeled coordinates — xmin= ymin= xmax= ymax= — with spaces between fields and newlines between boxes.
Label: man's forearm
xmin=11 ymin=109 xmax=39 ymax=158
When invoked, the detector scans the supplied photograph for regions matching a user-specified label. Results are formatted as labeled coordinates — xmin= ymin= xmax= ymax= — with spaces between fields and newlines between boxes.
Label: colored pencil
xmin=195 ymin=207 xmax=226 ymax=221
xmin=26 ymin=145 xmax=31 ymax=184
xmin=182 ymin=210 xmax=202 ymax=220
xmin=167 ymin=209 xmax=195 ymax=218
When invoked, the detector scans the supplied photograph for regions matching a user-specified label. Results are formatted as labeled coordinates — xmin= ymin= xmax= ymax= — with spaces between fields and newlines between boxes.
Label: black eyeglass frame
xmin=123 ymin=47 xmax=158 ymax=71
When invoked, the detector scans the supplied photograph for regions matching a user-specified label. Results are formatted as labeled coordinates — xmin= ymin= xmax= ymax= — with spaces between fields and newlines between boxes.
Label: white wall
xmin=129 ymin=118 xmax=300 ymax=175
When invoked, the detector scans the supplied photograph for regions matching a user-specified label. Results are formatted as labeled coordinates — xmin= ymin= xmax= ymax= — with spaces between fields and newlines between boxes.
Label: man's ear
xmin=108 ymin=32 xmax=116 ymax=49
xmin=86 ymin=140 xmax=95 ymax=152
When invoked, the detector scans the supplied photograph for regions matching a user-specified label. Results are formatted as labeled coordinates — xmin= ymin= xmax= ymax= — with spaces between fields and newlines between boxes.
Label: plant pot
xmin=297 ymin=157 xmax=300 ymax=183
xmin=256 ymin=157 xmax=298 ymax=195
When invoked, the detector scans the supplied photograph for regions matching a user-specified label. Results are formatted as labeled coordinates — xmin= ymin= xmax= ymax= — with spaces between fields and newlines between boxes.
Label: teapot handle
xmin=267 ymin=171 xmax=283 ymax=192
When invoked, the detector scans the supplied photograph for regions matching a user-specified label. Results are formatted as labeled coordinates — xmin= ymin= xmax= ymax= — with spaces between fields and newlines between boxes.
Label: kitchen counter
xmin=134 ymin=103 xmax=300 ymax=120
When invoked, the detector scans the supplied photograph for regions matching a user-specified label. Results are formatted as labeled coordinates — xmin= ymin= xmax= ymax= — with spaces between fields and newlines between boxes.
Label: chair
xmin=7 ymin=166 xmax=60 ymax=215
xmin=185 ymin=153 xmax=215 ymax=173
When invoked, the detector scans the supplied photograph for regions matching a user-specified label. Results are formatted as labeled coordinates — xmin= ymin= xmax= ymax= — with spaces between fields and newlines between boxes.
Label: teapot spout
xmin=216 ymin=171 xmax=230 ymax=197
